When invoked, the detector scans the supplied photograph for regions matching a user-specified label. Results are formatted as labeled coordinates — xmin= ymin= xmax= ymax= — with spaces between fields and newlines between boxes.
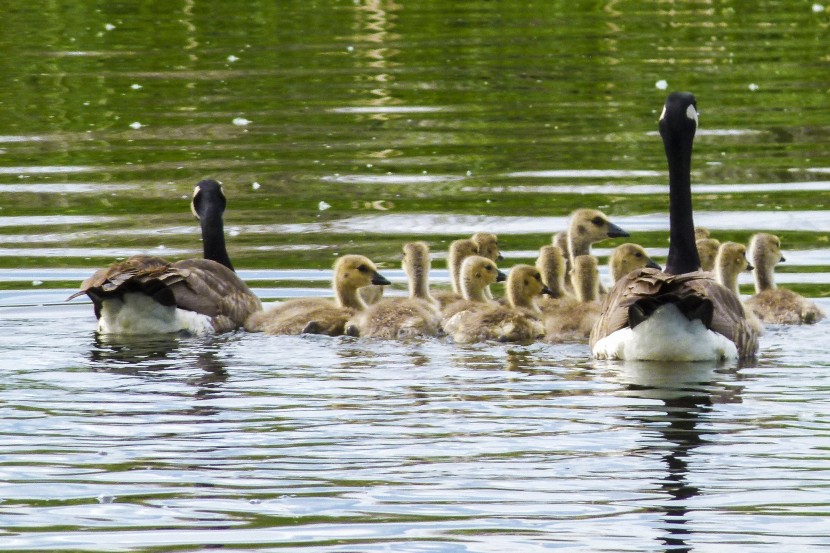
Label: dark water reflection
xmin=2 ymin=0 xmax=830 ymax=550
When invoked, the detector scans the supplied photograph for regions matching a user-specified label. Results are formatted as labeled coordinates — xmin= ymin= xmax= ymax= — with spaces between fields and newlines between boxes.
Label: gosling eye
xmin=357 ymin=264 xmax=369 ymax=273
xmin=635 ymin=252 xmax=643 ymax=258
xmin=484 ymin=265 xmax=493 ymax=271
xmin=591 ymin=216 xmax=604 ymax=227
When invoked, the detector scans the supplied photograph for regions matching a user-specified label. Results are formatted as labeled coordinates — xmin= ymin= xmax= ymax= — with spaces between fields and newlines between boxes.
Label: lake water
xmin=1 ymin=1 xmax=830 ymax=551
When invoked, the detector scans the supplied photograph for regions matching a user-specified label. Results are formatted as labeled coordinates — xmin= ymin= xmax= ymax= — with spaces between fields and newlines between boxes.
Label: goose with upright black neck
xmin=590 ymin=93 xmax=759 ymax=361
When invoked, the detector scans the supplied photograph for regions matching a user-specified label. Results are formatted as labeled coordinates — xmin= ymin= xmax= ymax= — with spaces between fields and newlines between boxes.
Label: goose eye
xmin=484 ymin=265 xmax=492 ymax=271
xmin=591 ymin=216 xmax=604 ymax=227
xmin=357 ymin=264 xmax=369 ymax=273
xmin=635 ymin=252 xmax=642 ymax=258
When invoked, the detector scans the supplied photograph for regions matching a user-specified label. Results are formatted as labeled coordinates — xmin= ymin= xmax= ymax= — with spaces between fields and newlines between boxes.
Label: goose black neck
xmin=199 ymin=206 xmax=234 ymax=271
xmin=662 ymin=115 xmax=700 ymax=275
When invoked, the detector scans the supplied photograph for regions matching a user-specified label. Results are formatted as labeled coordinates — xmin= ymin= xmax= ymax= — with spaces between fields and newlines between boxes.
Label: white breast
xmin=592 ymin=303 xmax=737 ymax=361
xmin=96 ymin=293 xmax=214 ymax=335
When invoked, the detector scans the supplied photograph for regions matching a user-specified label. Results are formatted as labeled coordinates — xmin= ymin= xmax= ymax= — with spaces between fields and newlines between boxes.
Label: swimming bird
xmin=561 ymin=208 xmax=629 ymax=294
xmin=433 ymin=238 xmax=480 ymax=308
xmin=713 ymin=241 xmax=765 ymax=335
xmin=67 ymin=180 xmax=262 ymax=335
xmin=444 ymin=264 xmax=550 ymax=344
xmin=440 ymin=255 xmax=506 ymax=321
xmin=696 ymin=237 xmax=721 ymax=272
xmin=471 ymin=231 xmax=503 ymax=300
xmin=609 ymin=243 xmax=662 ymax=284
xmin=246 ymin=254 xmax=390 ymax=336
xmin=346 ymin=242 xmax=442 ymax=339
xmin=544 ymin=254 xmax=603 ymax=342
xmin=590 ymin=92 xmax=759 ymax=361
xmin=745 ymin=233 xmax=825 ymax=324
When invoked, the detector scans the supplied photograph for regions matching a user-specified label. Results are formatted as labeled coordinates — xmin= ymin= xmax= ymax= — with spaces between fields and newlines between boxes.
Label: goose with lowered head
xmin=744 ymin=233 xmax=825 ymax=324
xmin=444 ymin=264 xmax=550 ymax=344
xmin=246 ymin=254 xmax=390 ymax=336
xmin=590 ymin=92 xmax=759 ymax=361
xmin=347 ymin=242 xmax=442 ymax=339
xmin=67 ymin=179 xmax=262 ymax=335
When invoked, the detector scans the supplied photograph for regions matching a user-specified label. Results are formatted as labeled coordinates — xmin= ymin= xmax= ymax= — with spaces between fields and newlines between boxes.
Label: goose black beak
xmin=745 ymin=261 xmax=754 ymax=272
xmin=496 ymin=269 xmax=507 ymax=282
xmin=496 ymin=253 xmax=504 ymax=261
xmin=779 ymin=255 xmax=786 ymax=263
xmin=372 ymin=273 xmax=391 ymax=286
xmin=646 ymin=258 xmax=662 ymax=271
xmin=606 ymin=222 xmax=629 ymax=238
xmin=541 ymin=285 xmax=555 ymax=296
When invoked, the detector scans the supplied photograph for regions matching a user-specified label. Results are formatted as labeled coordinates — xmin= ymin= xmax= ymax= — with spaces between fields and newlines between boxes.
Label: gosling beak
xmin=745 ymin=261 xmax=754 ymax=272
xmin=646 ymin=258 xmax=662 ymax=271
xmin=371 ymin=273 xmax=391 ymax=286
xmin=541 ymin=285 xmax=555 ymax=296
xmin=495 ymin=269 xmax=507 ymax=283
xmin=606 ymin=221 xmax=629 ymax=238
xmin=496 ymin=252 xmax=504 ymax=261
xmin=779 ymin=255 xmax=786 ymax=263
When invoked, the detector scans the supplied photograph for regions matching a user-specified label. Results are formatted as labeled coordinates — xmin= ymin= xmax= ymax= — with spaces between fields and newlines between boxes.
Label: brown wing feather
xmin=590 ymin=268 xmax=758 ymax=358
xmin=68 ymin=255 xmax=261 ymax=331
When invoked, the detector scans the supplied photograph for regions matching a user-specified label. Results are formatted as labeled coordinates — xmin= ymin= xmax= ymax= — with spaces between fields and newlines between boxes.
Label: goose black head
xmin=659 ymin=92 xmax=698 ymax=145
xmin=191 ymin=179 xmax=227 ymax=220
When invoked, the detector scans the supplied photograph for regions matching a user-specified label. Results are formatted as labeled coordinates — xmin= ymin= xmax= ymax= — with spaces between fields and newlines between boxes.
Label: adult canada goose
xmin=444 ymin=264 xmax=550 ymax=344
xmin=346 ymin=242 xmax=442 ymax=339
xmin=590 ymin=92 xmax=759 ymax=361
xmin=696 ymin=237 xmax=721 ymax=272
xmin=609 ymin=243 xmax=662 ymax=283
xmin=245 ymin=254 xmax=390 ymax=336
xmin=544 ymin=255 xmax=602 ymax=342
xmin=745 ymin=233 xmax=825 ymax=324
xmin=441 ymin=255 xmax=506 ymax=321
xmin=67 ymin=179 xmax=262 ymax=335
xmin=433 ymin=238 xmax=479 ymax=308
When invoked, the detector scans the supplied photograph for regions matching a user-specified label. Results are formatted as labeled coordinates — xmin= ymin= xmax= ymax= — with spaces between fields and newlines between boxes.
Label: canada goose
xmin=745 ymin=233 xmax=825 ymax=324
xmin=590 ymin=92 xmax=759 ymax=361
xmin=544 ymin=255 xmax=603 ymax=342
xmin=441 ymin=255 xmax=506 ymax=321
xmin=245 ymin=254 xmax=390 ymax=336
xmin=433 ymin=238 xmax=479 ymax=308
xmin=714 ymin=241 xmax=765 ymax=334
xmin=696 ymin=237 xmax=721 ymax=272
xmin=347 ymin=242 xmax=442 ymax=339
xmin=67 ymin=179 xmax=262 ymax=335
xmin=444 ymin=264 xmax=550 ymax=344
xmin=536 ymin=245 xmax=570 ymax=300
xmin=609 ymin=243 xmax=662 ymax=283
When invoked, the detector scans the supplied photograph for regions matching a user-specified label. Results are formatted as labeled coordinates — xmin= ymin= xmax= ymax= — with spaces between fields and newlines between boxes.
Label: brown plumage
xmin=67 ymin=180 xmax=262 ymax=335
xmin=591 ymin=92 xmax=759 ymax=360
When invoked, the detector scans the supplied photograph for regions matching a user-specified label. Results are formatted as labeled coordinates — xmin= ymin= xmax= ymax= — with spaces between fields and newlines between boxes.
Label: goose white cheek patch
xmin=686 ymin=104 xmax=699 ymax=125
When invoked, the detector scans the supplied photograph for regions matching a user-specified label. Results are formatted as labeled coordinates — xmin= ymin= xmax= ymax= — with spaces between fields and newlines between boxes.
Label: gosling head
xmin=459 ymin=255 xmax=507 ymax=301
xmin=696 ymin=237 xmax=721 ymax=272
xmin=471 ymin=232 xmax=503 ymax=262
xmin=715 ymin=242 xmax=753 ymax=295
xmin=748 ymin=232 xmax=785 ymax=271
xmin=694 ymin=227 xmax=710 ymax=241
xmin=402 ymin=241 xmax=431 ymax=274
xmin=609 ymin=243 xmax=661 ymax=282
xmin=335 ymin=255 xmax=391 ymax=290
xmin=567 ymin=209 xmax=629 ymax=255
xmin=507 ymin=264 xmax=553 ymax=310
